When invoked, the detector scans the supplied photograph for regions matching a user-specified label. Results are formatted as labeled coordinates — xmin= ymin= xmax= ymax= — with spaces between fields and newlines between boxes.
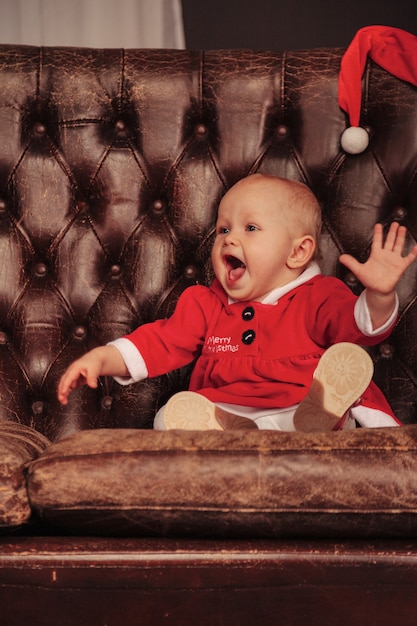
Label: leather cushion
xmin=27 ymin=426 xmax=417 ymax=538
xmin=0 ymin=421 xmax=50 ymax=528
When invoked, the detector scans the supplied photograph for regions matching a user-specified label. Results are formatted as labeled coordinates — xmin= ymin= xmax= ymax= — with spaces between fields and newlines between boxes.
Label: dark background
xmin=181 ymin=0 xmax=417 ymax=50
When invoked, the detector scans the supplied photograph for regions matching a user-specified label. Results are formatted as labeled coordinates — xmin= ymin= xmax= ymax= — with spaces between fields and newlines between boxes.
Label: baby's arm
xmin=57 ymin=345 xmax=129 ymax=405
xmin=339 ymin=222 xmax=417 ymax=329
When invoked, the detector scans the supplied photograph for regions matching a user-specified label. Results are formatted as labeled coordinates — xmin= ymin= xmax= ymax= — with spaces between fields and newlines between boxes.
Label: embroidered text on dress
xmin=204 ymin=336 xmax=239 ymax=353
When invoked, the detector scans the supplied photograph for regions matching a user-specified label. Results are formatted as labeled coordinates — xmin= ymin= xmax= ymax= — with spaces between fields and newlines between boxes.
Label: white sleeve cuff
xmin=107 ymin=338 xmax=148 ymax=385
xmin=354 ymin=290 xmax=398 ymax=337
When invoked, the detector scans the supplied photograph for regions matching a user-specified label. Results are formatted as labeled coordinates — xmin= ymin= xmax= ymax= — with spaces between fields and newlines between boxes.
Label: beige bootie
xmin=163 ymin=391 xmax=258 ymax=430
xmin=293 ymin=342 xmax=373 ymax=433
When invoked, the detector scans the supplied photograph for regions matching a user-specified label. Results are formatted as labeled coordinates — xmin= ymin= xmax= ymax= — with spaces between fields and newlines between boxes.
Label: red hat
xmin=338 ymin=25 xmax=417 ymax=154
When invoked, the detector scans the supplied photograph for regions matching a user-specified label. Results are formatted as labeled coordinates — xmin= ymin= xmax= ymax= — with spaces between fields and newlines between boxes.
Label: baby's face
xmin=212 ymin=179 xmax=299 ymax=302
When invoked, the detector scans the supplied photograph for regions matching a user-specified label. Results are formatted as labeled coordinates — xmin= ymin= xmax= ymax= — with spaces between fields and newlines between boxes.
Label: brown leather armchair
xmin=1 ymin=44 xmax=417 ymax=625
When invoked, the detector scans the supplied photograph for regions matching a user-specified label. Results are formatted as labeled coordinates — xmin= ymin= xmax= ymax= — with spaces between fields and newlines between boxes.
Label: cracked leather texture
xmin=28 ymin=426 xmax=417 ymax=537
xmin=0 ymin=422 xmax=50 ymax=527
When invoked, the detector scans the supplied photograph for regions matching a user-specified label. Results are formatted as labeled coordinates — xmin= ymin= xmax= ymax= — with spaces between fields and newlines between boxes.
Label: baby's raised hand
xmin=339 ymin=222 xmax=417 ymax=295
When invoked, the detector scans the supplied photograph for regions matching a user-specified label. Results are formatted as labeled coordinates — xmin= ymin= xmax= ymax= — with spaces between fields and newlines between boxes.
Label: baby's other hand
xmin=57 ymin=352 xmax=101 ymax=405
xmin=339 ymin=222 xmax=417 ymax=295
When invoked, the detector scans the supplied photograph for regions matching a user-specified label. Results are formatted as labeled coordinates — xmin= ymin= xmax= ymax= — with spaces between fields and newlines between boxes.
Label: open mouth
xmin=225 ymin=255 xmax=246 ymax=282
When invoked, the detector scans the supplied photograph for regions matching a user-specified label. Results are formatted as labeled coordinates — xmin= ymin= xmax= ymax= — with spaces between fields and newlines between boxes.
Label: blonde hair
xmin=244 ymin=174 xmax=322 ymax=260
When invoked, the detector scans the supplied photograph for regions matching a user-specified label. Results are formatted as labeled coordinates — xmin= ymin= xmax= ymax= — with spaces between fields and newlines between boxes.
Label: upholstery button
xmin=152 ymin=200 xmax=165 ymax=213
xmin=242 ymin=329 xmax=256 ymax=345
xmin=33 ymin=122 xmax=46 ymax=136
xmin=115 ymin=119 xmax=126 ymax=133
xmin=276 ymin=124 xmax=288 ymax=137
xmin=78 ymin=200 xmax=89 ymax=214
xmin=32 ymin=401 xmax=44 ymax=415
xmin=35 ymin=262 xmax=48 ymax=277
xmin=74 ymin=326 xmax=87 ymax=339
xmin=0 ymin=199 xmax=6 ymax=214
xmin=345 ymin=272 xmax=357 ymax=287
xmin=102 ymin=396 xmax=113 ymax=410
xmin=0 ymin=332 xmax=7 ymax=345
xmin=184 ymin=265 xmax=197 ymax=279
xmin=111 ymin=264 xmax=121 ymax=277
xmin=380 ymin=343 xmax=394 ymax=358
xmin=393 ymin=207 xmax=407 ymax=220
xmin=242 ymin=306 xmax=255 ymax=321
xmin=196 ymin=124 xmax=207 ymax=136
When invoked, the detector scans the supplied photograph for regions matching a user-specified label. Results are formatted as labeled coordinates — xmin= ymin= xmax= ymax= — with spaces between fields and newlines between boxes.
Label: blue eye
xmin=247 ymin=224 xmax=258 ymax=232
xmin=217 ymin=226 xmax=229 ymax=234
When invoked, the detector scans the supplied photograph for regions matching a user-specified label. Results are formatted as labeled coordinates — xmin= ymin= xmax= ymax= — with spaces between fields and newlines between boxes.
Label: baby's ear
xmin=287 ymin=235 xmax=316 ymax=269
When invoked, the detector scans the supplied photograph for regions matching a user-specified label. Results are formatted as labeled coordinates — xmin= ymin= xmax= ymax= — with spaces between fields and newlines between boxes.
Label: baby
xmin=58 ymin=174 xmax=417 ymax=431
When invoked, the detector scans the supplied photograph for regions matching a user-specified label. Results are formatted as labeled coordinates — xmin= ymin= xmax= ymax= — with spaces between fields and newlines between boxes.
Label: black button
xmin=242 ymin=329 xmax=256 ymax=345
xmin=242 ymin=306 xmax=255 ymax=321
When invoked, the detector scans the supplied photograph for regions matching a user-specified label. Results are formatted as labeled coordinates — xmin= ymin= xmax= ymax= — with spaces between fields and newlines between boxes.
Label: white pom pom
xmin=340 ymin=126 xmax=369 ymax=154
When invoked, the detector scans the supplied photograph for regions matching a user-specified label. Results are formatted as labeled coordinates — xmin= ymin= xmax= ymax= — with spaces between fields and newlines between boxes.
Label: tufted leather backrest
xmin=0 ymin=45 xmax=416 ymax=441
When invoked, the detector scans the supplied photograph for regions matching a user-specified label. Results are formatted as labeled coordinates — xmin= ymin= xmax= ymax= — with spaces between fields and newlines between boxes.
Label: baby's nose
xmin=224 ymin=231 xmax=237 ymax=245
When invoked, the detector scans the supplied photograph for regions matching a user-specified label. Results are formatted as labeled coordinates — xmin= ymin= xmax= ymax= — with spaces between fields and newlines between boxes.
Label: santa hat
xmin=339 ymin=25 xmax=417 ymax=154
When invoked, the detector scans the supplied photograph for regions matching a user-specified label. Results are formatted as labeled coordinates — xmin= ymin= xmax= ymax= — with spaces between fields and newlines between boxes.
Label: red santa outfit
xmin=110 ymin=262 xmax=401 ymax=430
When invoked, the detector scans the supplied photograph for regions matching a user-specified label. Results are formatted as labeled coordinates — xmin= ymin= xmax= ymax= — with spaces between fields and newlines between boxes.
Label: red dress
xmin=120 ymin=274 xmax=397 ymax=421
